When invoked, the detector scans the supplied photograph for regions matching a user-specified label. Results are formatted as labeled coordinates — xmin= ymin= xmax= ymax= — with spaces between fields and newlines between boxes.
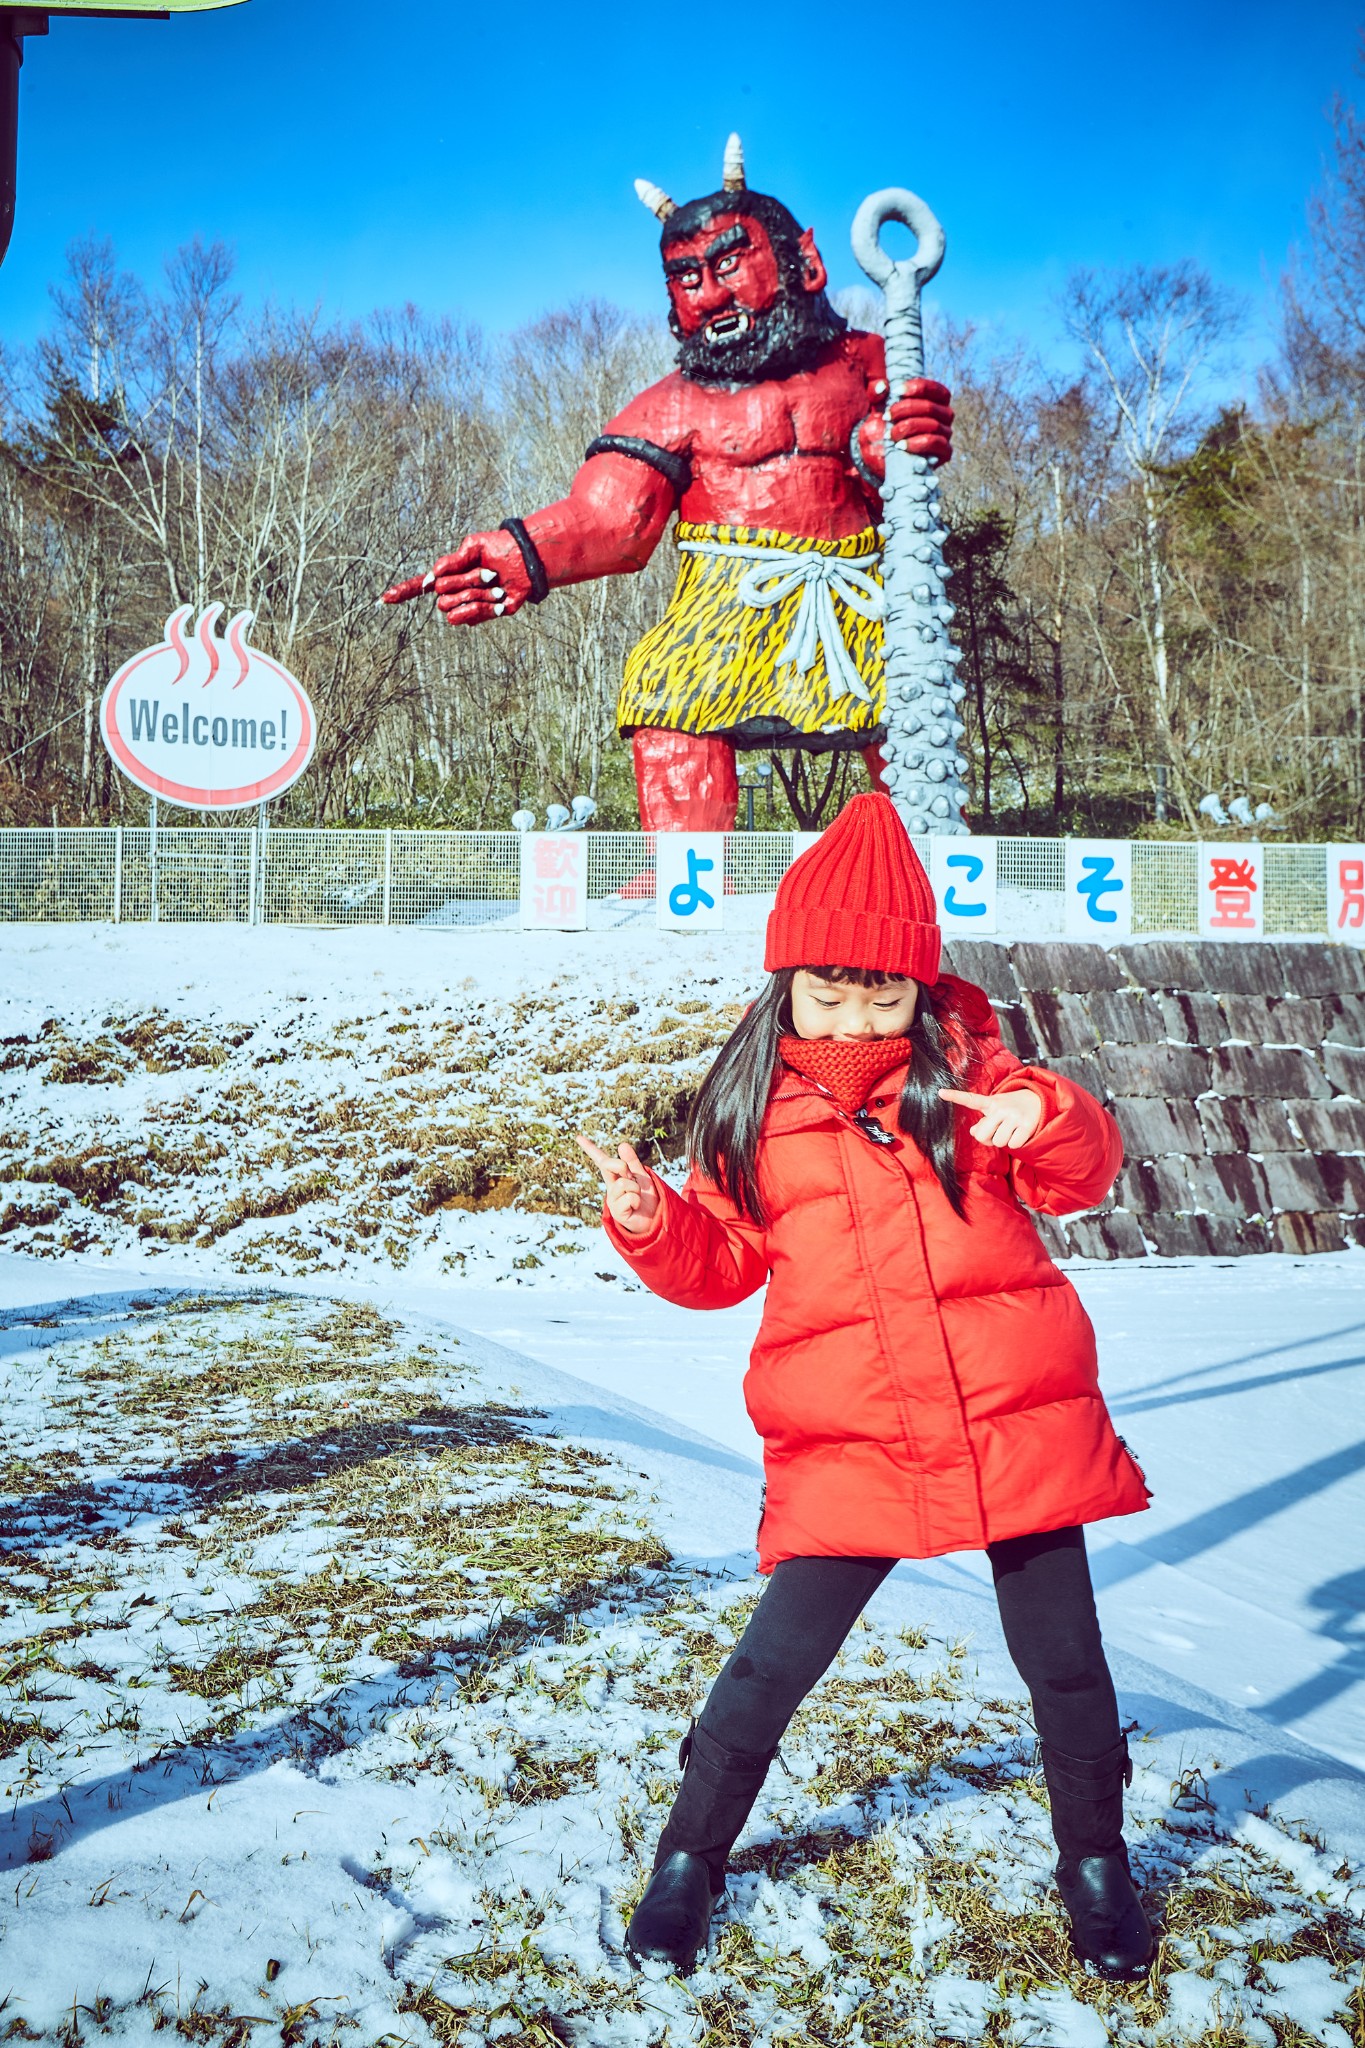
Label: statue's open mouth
xmin=703 ymin=311 xmax=753 ymax=346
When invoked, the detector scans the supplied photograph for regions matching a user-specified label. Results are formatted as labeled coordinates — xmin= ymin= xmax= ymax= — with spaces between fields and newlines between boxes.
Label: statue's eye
xmin=717 ymin=253 xmax=740 ymax=275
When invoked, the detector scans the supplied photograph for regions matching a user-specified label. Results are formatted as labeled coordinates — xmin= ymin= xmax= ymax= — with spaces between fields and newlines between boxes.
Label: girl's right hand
xmin=576 ymin=1134 xmax=662 ymax=1237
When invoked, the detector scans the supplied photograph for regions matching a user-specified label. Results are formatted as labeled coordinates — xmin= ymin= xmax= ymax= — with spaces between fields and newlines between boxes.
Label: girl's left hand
xmin=939 ymin=1086 xmax=1044 ymax=1149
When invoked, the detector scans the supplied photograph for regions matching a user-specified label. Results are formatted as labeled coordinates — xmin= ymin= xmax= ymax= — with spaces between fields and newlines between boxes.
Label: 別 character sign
xmin=1327 ymin=846 xmax=1365 ymax=947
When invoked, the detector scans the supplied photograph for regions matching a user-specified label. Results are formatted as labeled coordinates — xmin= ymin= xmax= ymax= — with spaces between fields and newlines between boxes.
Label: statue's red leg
xmin=862 ymin=742 xmax=891 ymax=796
xmin=633 ymin=729 xmax=739 ymax=831
xmin=616 ymin=730 xmax=740 ymax=898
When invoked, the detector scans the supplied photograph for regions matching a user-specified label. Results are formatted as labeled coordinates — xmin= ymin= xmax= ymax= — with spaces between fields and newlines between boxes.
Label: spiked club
xmin=852 ymin=188 xmax=969 ymax=835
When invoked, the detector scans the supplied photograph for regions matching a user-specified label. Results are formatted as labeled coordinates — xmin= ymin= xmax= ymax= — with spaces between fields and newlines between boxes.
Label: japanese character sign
xmin=1065 ymin=839 xmax=1132 ymax=942
xmin=656 ymin=833 xmax=725 ymax=931
xmin=1327 ymin=845 xmax=1365 ymax=947
xmin=1198 ymin=843 xmax=1263 ymax=941
xmin=931 ymin=836 xmax=997 ymax=936
xmin=520 ymin=833 xmax=588 ymax=930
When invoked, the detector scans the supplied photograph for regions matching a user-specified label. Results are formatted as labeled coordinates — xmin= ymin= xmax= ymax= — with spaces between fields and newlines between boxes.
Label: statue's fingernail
xmin=874 ymin=380 xmax=888 ymax=395
xmin=491 ymin=587 xmax=504 ymax=600
xmin=422 ymin=572 xmax=435 ymax=590
xmin=494 ymin=602 xmax=506 ymax=616
xmin=481 ymin=568 xmax=496 ymax=583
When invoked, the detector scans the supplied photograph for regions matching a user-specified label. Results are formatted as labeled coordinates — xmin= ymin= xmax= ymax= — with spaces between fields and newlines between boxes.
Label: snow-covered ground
xmin=1 ymin=1269 xmax=1363 ymax=2047
xmin=440 ymin=1257 xmax=1365 ymax=1778
xmin=2 ymin=926 xmax=1365 ymax=2042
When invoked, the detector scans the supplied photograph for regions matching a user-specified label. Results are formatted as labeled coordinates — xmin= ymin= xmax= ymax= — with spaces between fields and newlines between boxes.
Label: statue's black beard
xmin=674 ymin=286 xmax=847 ymax=386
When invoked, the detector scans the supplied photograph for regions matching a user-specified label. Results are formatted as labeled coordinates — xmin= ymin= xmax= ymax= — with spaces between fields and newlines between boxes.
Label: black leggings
xmin=698 ymin=1526 xmax=1120 ymax=1763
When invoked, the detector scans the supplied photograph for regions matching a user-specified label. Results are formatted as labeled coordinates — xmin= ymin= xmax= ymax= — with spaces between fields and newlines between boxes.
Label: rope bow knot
xmin=677 ymin=536 xmax=884 ymax=706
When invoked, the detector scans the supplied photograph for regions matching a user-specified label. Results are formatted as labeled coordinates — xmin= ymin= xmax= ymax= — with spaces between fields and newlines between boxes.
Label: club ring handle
xmin=851 ymin=187 xmax=946 ymax=293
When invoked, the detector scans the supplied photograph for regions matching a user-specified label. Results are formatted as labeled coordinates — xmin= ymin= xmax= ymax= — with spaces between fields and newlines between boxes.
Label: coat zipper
xmin=798 ymin=1075 xmax=899 ymax=1149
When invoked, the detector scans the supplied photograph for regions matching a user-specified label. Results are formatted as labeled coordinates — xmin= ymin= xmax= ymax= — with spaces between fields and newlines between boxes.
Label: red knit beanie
xmin=764 ymin=793 xmax=941 ymax=981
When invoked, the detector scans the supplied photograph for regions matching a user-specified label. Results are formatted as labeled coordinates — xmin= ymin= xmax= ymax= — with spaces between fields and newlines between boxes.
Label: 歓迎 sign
xmin=520 ymin=833 xmax=588 ymax=929
xmin=100 ymin=606 xmax=315 ymax=809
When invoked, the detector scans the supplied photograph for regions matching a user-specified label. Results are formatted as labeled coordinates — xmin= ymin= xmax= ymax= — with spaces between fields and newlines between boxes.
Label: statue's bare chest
xmin=686 ymin=359 xmax=872 ymax=469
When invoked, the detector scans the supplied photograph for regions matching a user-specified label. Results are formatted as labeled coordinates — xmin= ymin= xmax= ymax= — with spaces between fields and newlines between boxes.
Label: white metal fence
xmin=0 ymin=826 xmax=1340 ymax=936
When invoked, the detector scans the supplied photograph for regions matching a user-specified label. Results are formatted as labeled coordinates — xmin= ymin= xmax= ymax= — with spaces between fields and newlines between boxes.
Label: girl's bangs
xmin=803 ymin=965 xmax=917 ymax=989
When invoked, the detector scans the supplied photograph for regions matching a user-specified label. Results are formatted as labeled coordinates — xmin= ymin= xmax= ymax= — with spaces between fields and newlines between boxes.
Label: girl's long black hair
xmin=687 ymin=967 xmax=972 ymax=1225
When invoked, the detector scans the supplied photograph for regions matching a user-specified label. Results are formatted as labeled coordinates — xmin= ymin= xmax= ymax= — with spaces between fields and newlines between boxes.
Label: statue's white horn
xmin=634 ymin=177 xmax=677 ymax=221
xmin=722 ymin=132 xmax=746 ymax=191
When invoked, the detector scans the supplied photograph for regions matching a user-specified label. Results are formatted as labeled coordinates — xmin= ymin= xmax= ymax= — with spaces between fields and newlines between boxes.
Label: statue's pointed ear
xmin=797 ymin=227 xmax=829 ymax=296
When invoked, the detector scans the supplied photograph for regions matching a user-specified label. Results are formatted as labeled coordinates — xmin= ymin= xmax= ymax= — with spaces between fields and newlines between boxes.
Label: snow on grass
xmin=0 ymin=951 xmax=753 ymax=1283
xmin=0 ymin=1289 xmax=1360 ymax=2046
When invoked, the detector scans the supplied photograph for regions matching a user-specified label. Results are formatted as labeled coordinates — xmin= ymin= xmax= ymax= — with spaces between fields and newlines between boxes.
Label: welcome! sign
xmin=101 ymin=607 xmax=316 ymax=810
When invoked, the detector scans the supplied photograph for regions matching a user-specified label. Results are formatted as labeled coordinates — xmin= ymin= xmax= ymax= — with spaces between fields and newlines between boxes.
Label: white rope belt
xmin=677 ymin=536 xmax=884 ymax=707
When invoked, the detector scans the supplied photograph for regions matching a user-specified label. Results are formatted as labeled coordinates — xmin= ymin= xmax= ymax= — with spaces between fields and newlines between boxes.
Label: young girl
xmin=578 ymin=794 xmax=1152 ymax=1982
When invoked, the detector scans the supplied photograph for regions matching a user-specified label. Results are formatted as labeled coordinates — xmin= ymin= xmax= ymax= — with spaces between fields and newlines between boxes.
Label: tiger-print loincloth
xmin=616 ymin=522 xmax=885 ymax=742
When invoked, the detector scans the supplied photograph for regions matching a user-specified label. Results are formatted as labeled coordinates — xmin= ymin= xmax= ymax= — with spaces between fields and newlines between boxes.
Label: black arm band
xmin=584 ymin=434 xmax=692 ymax=496
xmin=499 ymin=518 xmax=550 ymax=605
xmin=849 ymin=420 xmax=881 ymax=494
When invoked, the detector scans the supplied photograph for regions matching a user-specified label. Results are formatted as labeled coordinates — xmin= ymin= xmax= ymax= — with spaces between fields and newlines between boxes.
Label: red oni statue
xmin=383 ymin=136 xmax=953 ymax=832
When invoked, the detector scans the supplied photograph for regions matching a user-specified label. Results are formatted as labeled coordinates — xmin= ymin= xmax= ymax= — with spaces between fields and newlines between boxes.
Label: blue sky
xmin=2 ymin=0 xmax=1361 ymax=385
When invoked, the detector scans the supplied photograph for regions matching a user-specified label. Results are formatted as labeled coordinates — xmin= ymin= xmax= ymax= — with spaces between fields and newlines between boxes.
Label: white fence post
xmin=382 ymin=829 xmax=393 ymax=927
xmin=112 ymin=827 xmax=123 ymax=925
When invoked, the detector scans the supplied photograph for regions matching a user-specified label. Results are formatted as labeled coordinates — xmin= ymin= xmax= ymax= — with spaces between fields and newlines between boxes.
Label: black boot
xmin=626 ymin=1721 xmax=776 ymax=1975
xmin=1041 ymin=1738 xmax=1154 ymax=1981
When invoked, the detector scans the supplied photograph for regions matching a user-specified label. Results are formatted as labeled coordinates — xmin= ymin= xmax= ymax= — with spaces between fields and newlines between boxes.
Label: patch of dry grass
xmin=0 ymin=984 xmax=745 ymax=1272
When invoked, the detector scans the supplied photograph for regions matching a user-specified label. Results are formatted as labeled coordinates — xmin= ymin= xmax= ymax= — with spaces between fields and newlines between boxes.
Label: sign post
xmin=148 ymin=793 xmax=159 ymax=924
xmin=255 ymin=798 xmax=269 ymax=926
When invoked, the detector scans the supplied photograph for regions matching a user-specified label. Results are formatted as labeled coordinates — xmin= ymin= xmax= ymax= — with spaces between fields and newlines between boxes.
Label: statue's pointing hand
xmin=380 ymin=529 xmax=532 ymax=623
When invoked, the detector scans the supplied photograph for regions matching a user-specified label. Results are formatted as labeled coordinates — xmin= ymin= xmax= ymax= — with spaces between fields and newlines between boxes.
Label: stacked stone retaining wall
xmin=939 ymin=937 xmax=1365 ymax=1259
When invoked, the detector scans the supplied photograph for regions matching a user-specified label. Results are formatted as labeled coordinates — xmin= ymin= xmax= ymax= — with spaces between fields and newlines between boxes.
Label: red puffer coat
xmin=604 ymin=976 xmax=1149 ymax=1570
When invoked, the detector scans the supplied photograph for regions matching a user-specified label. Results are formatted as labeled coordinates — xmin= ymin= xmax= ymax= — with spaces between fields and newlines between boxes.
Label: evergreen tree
xmin=945 ymin=510 xmax=1045 ymax=826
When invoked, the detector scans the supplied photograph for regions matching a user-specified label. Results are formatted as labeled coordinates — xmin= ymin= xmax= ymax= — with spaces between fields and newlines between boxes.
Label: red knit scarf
xmin=778 ymin=1034 xmax=912 ymax=1114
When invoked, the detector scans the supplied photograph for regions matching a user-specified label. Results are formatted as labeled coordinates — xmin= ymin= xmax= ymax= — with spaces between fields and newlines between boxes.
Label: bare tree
xmin=1061 ymin=263 xmax=1243 ymax=825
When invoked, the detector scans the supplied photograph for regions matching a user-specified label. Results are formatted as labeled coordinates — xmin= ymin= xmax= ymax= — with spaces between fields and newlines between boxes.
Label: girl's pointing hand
xmin=576 ymin=1134 xmax=662 ymax=1236
xmin=939 ymin=1086 xmax=1044 ymax=1149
